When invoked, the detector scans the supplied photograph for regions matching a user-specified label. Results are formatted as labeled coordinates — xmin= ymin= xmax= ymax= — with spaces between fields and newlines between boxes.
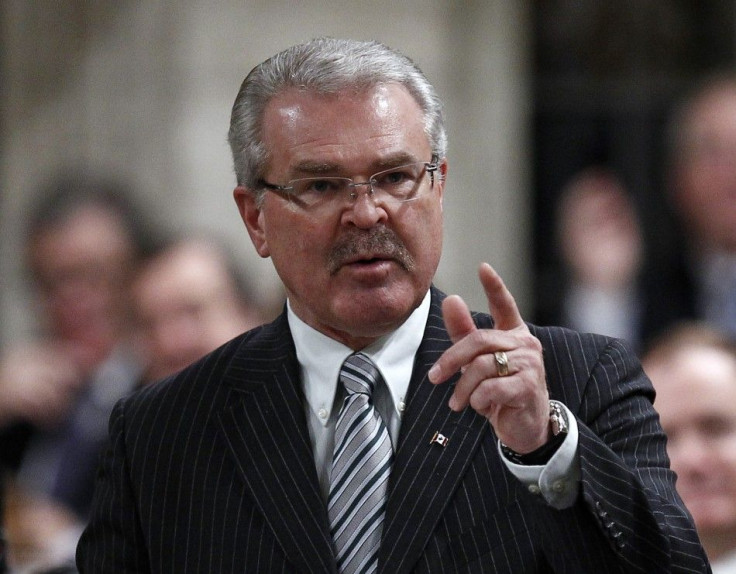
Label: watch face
xmin=550 ymin=402 xmax=568 ymax=436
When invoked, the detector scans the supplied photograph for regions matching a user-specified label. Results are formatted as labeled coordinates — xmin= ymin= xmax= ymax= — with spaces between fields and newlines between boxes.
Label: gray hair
xmin=227 ymin=37 xmax=447 ymax=195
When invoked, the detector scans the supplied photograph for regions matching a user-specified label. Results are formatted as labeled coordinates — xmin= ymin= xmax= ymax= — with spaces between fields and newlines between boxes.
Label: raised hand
xmin=428 ymin=263 xmax=551 ymax=453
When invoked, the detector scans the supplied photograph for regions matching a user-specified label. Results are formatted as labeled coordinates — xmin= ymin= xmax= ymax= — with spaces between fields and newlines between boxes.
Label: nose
xmin=341 ymin=182 xmax=388 ymax=228
xmin=348 ymin=181 xmax=374 ymax=200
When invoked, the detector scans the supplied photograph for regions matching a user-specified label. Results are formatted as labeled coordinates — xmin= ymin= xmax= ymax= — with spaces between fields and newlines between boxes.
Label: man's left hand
xmin=428 ymin=263 xmax=551 ymax=454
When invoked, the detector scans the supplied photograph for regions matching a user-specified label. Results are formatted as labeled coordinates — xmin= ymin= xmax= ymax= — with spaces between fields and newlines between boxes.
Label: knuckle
xmin=469 ymin=383 xmax=491 ymax=411
xmin=469 ymin=392 xmax=483 ymax=412
xmin=473 ymin=329 xmax=495 ymax=349
xmin=519 ymin=332 xmax=543 ymax=353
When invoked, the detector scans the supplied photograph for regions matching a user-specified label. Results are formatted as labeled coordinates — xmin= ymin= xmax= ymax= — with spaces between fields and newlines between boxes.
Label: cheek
xmin=267 ymin=213 xmax=312 ymax=255
xmin=718 ymin=435 xmax=736 ymax=469
xmin=413 ymin=206 xmax=443 ymax=257
xmin=267 ymin=218 xmax=332 ymax=282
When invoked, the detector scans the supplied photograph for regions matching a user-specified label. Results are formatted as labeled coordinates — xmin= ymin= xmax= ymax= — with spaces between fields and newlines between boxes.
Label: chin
xmin=345 ymin=308 xmax=410 ymax=336
xmin=344 ymin=287 xmax=419 ymax=320
xmin=328 ymin=304 xmax=413 ymax=344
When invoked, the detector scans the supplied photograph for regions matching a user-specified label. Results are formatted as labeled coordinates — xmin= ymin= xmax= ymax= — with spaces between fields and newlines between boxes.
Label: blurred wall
xmin=0 ymin=1 xmax=531 ymax=346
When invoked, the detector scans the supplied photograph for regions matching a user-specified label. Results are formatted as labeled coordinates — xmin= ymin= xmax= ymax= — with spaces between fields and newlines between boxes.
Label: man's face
xmin=674 ymin=85 xmax=736 ymax=252
xmin=132 ymin=242 xmax=257 ymax=382
xmin=235 ymin=83 xmax=446 ymax=349
xmin=29 ymin=205 xmax=134 ymax=371
xmin=647 ymin=347 xmax=736 ymax=539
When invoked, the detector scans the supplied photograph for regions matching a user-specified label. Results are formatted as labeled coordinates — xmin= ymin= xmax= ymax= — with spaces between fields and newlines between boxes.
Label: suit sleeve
xmin=76 ymin=397 xmax=151 ymax=573
xmin=531 ymin=331 xmax=710 ymax=573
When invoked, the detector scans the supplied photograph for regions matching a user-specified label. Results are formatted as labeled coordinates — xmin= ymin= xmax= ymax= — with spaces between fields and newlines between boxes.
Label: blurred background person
xmin=544 ymin=73 xmax=736 ymax=351
xmin=131 ymin=236 xmax=271 ymax=385
xmin=643 ymin=323 xmax=736 ymax=572
xmin=539 ymin=165 xmax=645 ymax=348
xmin=645 ymin=73 xmax=736 ymax=342
xmin=0 ymin=171 xmax=152 ymax=572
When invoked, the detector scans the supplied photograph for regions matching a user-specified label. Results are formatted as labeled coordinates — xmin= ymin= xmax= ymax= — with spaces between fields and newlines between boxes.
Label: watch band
xmin=501 ymin=400 xmax=569 ymax=465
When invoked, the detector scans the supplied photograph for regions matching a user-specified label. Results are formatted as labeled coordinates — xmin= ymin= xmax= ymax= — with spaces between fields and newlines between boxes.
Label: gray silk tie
xmin=328 ymin=353 xmax=393 ymax=574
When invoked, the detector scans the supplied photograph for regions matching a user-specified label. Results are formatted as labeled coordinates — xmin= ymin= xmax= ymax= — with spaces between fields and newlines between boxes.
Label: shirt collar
xmin=288 ymin=291 xmax=431 ymax=427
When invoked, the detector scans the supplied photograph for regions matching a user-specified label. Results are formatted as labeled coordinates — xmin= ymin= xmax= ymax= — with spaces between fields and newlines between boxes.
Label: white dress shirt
xmin=288 ymin=290 xmax=580 ymax=508
xmin=712 ymin=548 xmax=736 ymax=574
xmin=564 ymin=281 xmax=640 ymax=348
xmin=288 ymin=292 xmax=429 ymax=500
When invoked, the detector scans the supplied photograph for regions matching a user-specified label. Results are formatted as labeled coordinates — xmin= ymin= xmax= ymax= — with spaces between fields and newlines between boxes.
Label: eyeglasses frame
xmin=258 ymin=155 xmax=441 ymax=208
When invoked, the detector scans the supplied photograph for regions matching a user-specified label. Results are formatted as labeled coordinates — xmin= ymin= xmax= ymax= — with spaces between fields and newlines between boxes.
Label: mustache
xmin=327 ymin=226 xmax=416 ymax=274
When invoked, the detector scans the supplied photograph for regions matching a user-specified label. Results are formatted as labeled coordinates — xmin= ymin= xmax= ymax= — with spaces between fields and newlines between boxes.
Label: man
xmin=131 ymin=236 xmax=267 ymax=384
xmin=642 ymin=73 xmax=736 ymax=343
xmin=77 ymin=38 xmax=708 ymax=573
xmin=0 ymin=172 xmax=149 ymax=570
xmin=642 ymin=324 xmax=736 ymax=573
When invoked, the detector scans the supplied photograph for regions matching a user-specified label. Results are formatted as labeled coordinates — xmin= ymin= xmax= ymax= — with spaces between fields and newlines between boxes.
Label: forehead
xmin=684 ymin=86 xmax=736 ymax=145
xmin=137 ymin=245 xmax=230 ymax=298
xmin=650 ymin=347 xmax=736 ymax=416
xmin=31 ymin=205 xmax=133 ymax=268
xmin=261 ymin=83 xmax=431 ymax=171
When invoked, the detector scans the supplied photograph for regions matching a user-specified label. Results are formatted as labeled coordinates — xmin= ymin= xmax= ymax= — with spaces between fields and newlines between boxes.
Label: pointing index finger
xmin=479 ymin=263 xmax=524 ymax=331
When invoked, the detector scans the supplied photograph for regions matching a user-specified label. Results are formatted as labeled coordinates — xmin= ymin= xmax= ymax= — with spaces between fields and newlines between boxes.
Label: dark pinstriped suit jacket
xmin=76 ymin=287 xmax=709 ymax=573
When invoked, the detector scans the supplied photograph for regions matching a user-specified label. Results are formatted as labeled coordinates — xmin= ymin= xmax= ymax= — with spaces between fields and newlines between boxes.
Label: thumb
xmin=442 ymin=295 xmax=476 ymax=343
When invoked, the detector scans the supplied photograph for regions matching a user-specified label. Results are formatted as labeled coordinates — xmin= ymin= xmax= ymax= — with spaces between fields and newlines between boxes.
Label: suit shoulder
xmin=120 ymin=319 xmax=287 ymax=417
xmin=527 ymin=323 xmax=647 ymax=409
xmin=528 ymin=322 xmax=618 ymax=354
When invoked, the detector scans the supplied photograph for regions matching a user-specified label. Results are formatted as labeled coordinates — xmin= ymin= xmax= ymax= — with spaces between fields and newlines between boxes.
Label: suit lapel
xmin=379 ymin=287 xmax=489 ymax=572
xmin=217 ymin=314 xmax=336 ymax=574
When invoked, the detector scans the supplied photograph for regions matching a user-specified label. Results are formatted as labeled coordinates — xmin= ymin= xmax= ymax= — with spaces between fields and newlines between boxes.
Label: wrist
xmin=501 ymin=400 xmax=569 ymax=465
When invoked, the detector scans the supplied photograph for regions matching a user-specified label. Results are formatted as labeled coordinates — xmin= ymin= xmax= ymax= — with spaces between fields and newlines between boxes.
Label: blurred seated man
xmin=0 ymin=172 xmax=150 ymax=571
xmin=643 ymin=323 xmax=736 ymax=572
xmin=131 ymin=236 xmax=268 ymax=385
xmin=649 ymin=73 xmax=736 ymax=340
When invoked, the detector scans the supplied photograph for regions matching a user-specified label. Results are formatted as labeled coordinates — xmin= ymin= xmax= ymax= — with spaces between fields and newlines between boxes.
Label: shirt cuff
xmin=496 ymin=401 xmax=580 ymax=509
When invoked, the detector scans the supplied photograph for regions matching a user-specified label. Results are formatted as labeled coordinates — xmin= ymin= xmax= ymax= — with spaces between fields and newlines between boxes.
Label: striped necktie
xmin=328 ymin=353 xmax=393 ymax=574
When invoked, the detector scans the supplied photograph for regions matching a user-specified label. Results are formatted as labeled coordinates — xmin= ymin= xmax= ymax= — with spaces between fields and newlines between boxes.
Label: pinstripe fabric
xmin=77 ymin=286 xmax=710 ymax=573
xmin=329 ymin=353 xmax=393 ymax=573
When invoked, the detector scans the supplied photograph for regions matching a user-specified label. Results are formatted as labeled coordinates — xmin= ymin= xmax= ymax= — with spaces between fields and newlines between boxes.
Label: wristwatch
xmin=501 ymin=400 xmax=569 ymax=465
xmin=549 ymin=400 xmax=568 ymax=436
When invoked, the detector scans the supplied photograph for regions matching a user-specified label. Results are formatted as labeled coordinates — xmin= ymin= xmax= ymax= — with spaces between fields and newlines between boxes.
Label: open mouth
xmin=351 ymin=256 xmax=389 ymax=265
xmin=338 ymin=256 xmax=397 ymax=279
xmin=343 ymin=252 xmax=394 ymax=266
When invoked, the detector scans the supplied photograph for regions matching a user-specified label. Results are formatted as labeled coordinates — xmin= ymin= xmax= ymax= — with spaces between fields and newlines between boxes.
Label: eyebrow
xmin=290 ymin=153 xmax=422 ymax=177
xmin=290 ymin=161 xmax=341 ymax=176
xmin=373 ymin=152 xmax=420 ymax=170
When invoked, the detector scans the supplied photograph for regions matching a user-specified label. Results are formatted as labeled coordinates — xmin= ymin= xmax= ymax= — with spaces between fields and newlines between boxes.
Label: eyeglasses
xmin=259 ymin=157 xmax=440 ymax=209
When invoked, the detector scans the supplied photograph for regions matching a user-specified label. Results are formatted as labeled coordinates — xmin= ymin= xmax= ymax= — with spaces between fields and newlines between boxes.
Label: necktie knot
xmin=340 ymin=353 xmax=380 ymax=396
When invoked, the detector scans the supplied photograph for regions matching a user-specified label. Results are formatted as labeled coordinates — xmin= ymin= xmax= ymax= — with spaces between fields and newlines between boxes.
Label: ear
xmin=437 ymin=157 xmax=448 ymax=206
xmin=233 ymin=186 xmax=270 ymax=258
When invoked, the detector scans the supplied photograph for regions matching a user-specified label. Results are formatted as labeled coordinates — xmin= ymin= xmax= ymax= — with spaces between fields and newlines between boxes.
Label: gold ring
xmin=494 ymin=351 xmax=510 ymax=377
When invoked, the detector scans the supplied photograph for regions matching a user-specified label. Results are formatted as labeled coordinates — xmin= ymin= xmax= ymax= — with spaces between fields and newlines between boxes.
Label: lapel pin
xmin=430 ymin=431 xmax=449 ymax=447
